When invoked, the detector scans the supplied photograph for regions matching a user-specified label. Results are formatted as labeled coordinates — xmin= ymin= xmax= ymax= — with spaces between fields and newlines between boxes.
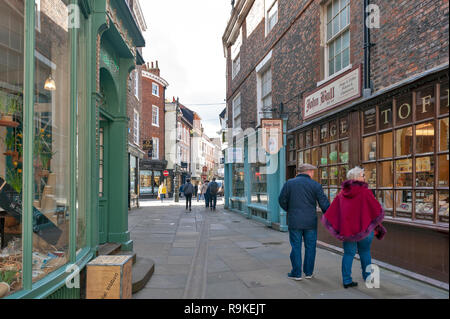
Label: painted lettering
xmin=421 ymin=95 xmax=432 ymax=113
xmin=381 ymin=108 xmax=391 ymax=125
xmin=398 ymin=103 xmax=411 ymax=120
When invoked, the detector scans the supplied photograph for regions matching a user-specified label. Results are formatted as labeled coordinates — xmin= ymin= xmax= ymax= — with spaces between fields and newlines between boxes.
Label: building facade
xmin=1 ymin=0 xmax=144 ymax=299
xmin=139 ymin=61 xmax=169 ymax=198
xmin=223 ymin=0 xmax=448 ymax=284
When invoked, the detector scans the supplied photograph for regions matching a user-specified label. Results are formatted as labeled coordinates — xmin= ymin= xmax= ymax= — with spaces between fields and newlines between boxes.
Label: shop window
xmin=379 ymin=104 xmax=393 ymax=130
xmin=320 ymin=167 xmax=328 ymax=186
xmin=329 ymin=120 xmax=338 ymax=141
xmin=304 ymin=149 xmax=311 ymax=164
xmin=312 ymin=127 xmax=319 ymax=145
xmin=416 ymin=85 xmax=435 ymax=121
xmin=305 ymin=130 xmax=312 ymax=148
xmin=395 ymin=126 xmax=413 ymax=157
xmin=320 ymin=124 xmax=328 ymax=144
xmin=438 ymin=191 xmax=449 ymax=223
xmin=439 ymin=81 xmax=449 ymax=115
xmin=339 ymin=165 xmax=349 ymax=185
xmin=363 ymin=135 xmax=377 ymax=161
xmin=320 ymin=146 xmax=328 ymax=165
xmin=439 ymin=118 xmax=449 ymax=151
xmin=363 ymin=163 xmax=377 ymax=189
xmin=297 ymin=151 xmax=304 ymax=166
xmin=380 ymin=161 xmax=394 ymax=187
xmin=415 ymin=191 xmax=434 ymax=221
xmin=298 ymin=132 xmax=304 ymax=149
xmin=329 ymin=143 xmax=338 ymax=164
xmin=395 ymin=94 xmax=413 ymax=126
xmin=378 ymin=190 xmax=394 ymax=216
xmin=329 ymin=188 xmax=338 ymax=202
xmin=415 ymin=156 xmax=434 ymax=187
xmin=415 ymin=122 xmax=434 ymax=154
xmin=232 ymin=164 xmax=245 ymax=198
xmin=395 ymin=190 xmax=413 ymax=219
xmin=329 ymin=166 xmax=339 ymax=186
xmin=438 ymin=154 xmax=449 ymax=187
xmin=363 ymin=108 xmax=377 ymax=135
xmin=339 ymin=117 xmax=349 ymax=138
xmin=379 ymin=132 xmax=393 ymax=159
xmin=395 ymin=159 xmax=412 ymax=187
xmin=311 ymin=148 xmax=320 ymax=167
xmin=251 ymin=162 xmax=268 ymax=205
xmin=339 ymin=140 xmax=349 ymax=163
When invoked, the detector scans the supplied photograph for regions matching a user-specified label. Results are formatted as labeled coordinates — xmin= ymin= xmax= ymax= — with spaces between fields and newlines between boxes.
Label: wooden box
xmin=86 ymin=255 xmax=133 ymax=299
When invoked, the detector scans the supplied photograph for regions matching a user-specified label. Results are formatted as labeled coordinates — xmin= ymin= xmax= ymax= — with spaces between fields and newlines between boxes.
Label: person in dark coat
xmin=321 ymin=166 xmax=386 ymax=288
xmin=278 ymin=164 xmax=330 ymax=281
xmin=203 ymin=180 xmax=210 ymax=208
xmin=183 ymin=179 xmax=194 ymax=212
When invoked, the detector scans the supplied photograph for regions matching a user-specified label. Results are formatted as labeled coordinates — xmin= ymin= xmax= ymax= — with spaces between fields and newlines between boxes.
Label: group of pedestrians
xmin=181 ymin=178 xmax=220 ymax=212
xmin=279 ymin=163 xmax=386 ymax=288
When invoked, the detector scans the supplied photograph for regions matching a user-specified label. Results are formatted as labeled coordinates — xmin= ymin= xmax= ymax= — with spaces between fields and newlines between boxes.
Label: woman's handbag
xmin=374 ymin=224 xmax=387 ymax=240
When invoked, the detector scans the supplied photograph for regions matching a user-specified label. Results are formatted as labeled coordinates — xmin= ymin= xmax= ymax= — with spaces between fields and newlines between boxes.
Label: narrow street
xmin=129 ymin=199 xmax=448 ymax=299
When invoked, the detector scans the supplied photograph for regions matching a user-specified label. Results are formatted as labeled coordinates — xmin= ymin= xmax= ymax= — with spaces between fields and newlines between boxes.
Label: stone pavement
xmin=129 ymin=198 xmax=449 ymax=299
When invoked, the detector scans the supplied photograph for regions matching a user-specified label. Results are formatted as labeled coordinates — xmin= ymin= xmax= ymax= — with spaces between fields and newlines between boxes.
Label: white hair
xmin=347 ymin=166 xmax=365 ymax=180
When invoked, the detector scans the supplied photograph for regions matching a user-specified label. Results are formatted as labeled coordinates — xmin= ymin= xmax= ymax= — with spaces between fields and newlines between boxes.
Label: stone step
xmin=131 ymin=257 xmax=155 ymax=294
xmin=97 ymin=243 xmax=122 ymax=256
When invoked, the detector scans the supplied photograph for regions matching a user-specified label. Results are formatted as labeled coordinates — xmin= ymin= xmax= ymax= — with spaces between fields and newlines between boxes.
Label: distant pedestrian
xmin=197 ymin=182 xmax=202 ymax=202
xmin=194 ymin=183 xmax=199 ymax=199
xmin=202 ymin=180 xmax=210 ymax=208
xmin=278 ymin=163 xmax=330 ymax=281
xmin=158 ymin=183 xmax=167 ymax=203
xmin=321 ymin=166 xmax=386 ymax=289
xmin=207 ymin=178 xmax=219 ymax=211
xmin=183 ymin=179 xmax=194 ymax=212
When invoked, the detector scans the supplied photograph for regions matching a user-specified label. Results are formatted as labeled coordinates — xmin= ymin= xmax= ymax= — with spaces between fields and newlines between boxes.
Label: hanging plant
xmin=6 ymin=168 xmax=22 ymax=194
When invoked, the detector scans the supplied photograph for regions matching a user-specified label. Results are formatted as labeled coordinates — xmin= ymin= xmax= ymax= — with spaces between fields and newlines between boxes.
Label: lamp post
xmin=174 ymin=97 xmax=180 ymax=203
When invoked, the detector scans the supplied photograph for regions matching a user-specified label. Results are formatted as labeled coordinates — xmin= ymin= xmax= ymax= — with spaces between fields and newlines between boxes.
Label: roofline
xmin=142 ymin=70 xmax=169 ymax=88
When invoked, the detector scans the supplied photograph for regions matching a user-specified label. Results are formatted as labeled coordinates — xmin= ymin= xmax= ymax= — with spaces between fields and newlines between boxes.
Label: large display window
xmin=232 ymin=163 xmax=245 ymax=198
xmin=361 ymin=80 xmax=449 ymax=225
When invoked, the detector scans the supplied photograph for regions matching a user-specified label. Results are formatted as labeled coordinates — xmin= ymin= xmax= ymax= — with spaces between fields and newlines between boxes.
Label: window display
xmin=140 ymin=171 xmax=153 ymax=195
xmin=415 ymin=122 xmax=434 ymax=154
xmin=439 ymin=81 xmax=449 ymax=115
xmin=339 ymin=140 xmax=349 ymax=163
xmin=363 ymin=136 xmax=377 ymax=161
xmin=380 ymin=132 xmax=393 ymax=158
xmin=362 ymin=163 xmax=376 ymax=189
xmin=232 ymin=164 xmax=245 ymax=198
xmin=438 ymin=154 xmax=449 ymax=187
xmin=439 ymin=118 xmax=448 ymax=152
xmin=251 ymin=163 xmax=267 ymax=205
xmin=395 ymin=159 xmax=412 ymax=187
xmin=380 ymin=161 xmax=394 ymax=187
xmin=415 ymin=191 xmax=434 ymax=221
xmin=396 ymin=127 xmax=413 ymax=156
xmin=329 ymin=143 xmax=338 ymax=164
xmin=415 ymin=156 xmax=434 ymax=187
xmin=378 ymin=190 xmax=394 ymax=216
xmin=396 ymin=190 xmax=413 ymax=219
xmin=415 ymin=85 xmax=435 ymax=121
xmin=438 ymin=191 xmax=449 ymax=223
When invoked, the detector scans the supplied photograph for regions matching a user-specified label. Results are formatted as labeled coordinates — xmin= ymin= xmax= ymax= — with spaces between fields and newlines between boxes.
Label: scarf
xmin=321 ymin=180 xmax=385 ymax=242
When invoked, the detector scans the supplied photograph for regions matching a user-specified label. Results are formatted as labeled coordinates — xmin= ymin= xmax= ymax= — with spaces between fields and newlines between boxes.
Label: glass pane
xmin=379 ymin=104 xmax=393 ymax=130
xmin=438 ymin=154 xmax=449 ymax=187
xmin=416 ymin=85 xmax=435 ymax=121
xmin=304 ymin=149 xmax=311 ymax=164
xmin=416 ymin=156 xmax=434 ymax=187
xmin=396 ymin=94 xmax=413 ymax=126
xmin=395 ymin=127 xmax=413 ymax=156
xmin=415 ymin=191 xmax=434 ymax=222
xmin=342 ymin=48 xmax=349 ymax=69
xmin=333 ymin=0 xmax=339 ymax=16
xmin=311 ymin=148 xmax=320 ymax=167
xmin=320 ymin=124 xmax=328 ymax=143
xmin=251 ymin=163 xmax=268 ymax=205
xmin=379 ymin=132 xmax=393 ymax=158
xmin=329 ymin=166 xmax=339 ymax=186
xmin=32 ymin=0 xmax=71 ymax=284
xmin=297 ymin=151 xmax=304 ymax=166
xmin=378 ymin=190 xmax=394 ymax=216
xmin=329 ymin=143 xmax=338 ymax=164
xmin=340 ymin=117 xmax=349 ymax=138
xmin=363 ymin=108 xmax=377 ymax=134
xmin=329 ymin=57 xmax=335 ymax=77
xmin=440 ymin=81 xmax=449 ymax=115
xmin=332 ymin=17 xmax=339 ymax=37
xmin=335 ymin=36 xmax=341 ymax=54
xmin=320 ymin=146 xmax=328 ymax=166
xmin=439 ymin=118 xmax=449 ymax=151
xmin=340 ymin=7 xmax=348 ymax=30
xmin=339 ymin=140 xmax=349 ymax=163
xmin=339 ymin=165 xmax=349 ymax=185
xmin=415 ymin=122 xmax=435 ymax=154
xmin=330 ymin=188 xmax=338 ymax=202
xmin=298 ymin=132 xmax=304 ymax=149
xmin=327 ymin=3 xmax=333 ymax=23
xmin=0 ymin=0 xmax=24 ymax=296
xmin=335 ymin=53 xmax=342 ymax=72
xmin=327 ymin=21 xmax=333 ymax=41
xmin=438 ymin=191 xmax=449 ymax=223
xmin=363 ymin=136 xmax=377 ymax=161
xmin=396 ymin=190 xmax=413 ymax=219
xmin=380 ymin=161 xmax=394 ymax=187
xmin=329 ymin=120 xmax=338 ymax=141
xmin=396 ymin=159 xmax=413 ymax=187
xmin=139 ymin=171 xmax=153 ymax=195
xmin=363 ymin=163 xmax=377 ymax=189
xmin=320 ymin=167 xmax=328 ymax=186
xmin=232 ymin=164 xmax=245 ymax=197
xmin=305 ymin=130 xmax=312 ymax=147
xmin=313 ymin=127 xmax=319 ymax=145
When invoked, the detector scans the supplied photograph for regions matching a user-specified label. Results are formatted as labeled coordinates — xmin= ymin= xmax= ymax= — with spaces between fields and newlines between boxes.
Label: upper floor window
xmin=134 ymin=70 xmax=139 ymax=99
xmin=232 ymin=93 xmax=242 ymax=131
xmin=152 ymin=82 xmax=159 ymax=96
xmin=152 ymin=137 xmax=159 ymax=160
xmin=326 ymin=0 xmax=350 ymax=77
xmin=152 ymin=105 xmax=159 ymax=126
xmin=232 ymin=54 xmax=240 ymax=79
xmin=261 ymin=67 xmax=272 ymax=113
xmin=266 ymin=0 xmax=278 ymax=34
xmin=134 ymin=109 xmax=140 ymax=145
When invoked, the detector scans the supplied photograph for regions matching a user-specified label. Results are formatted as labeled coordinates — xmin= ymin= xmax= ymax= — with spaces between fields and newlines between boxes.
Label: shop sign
xmin=261 ymin=119 xmax=283 ymax=155
xmin=143 ymin=139 xmax=153 ymax=151
xmin=303 ymin=65 xmax=362 ymax=120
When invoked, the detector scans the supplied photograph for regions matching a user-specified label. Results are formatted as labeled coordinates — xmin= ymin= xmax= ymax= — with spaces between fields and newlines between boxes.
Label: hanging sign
xmin=303 ymin=65 xmax=362 ymax=120
xmin=261 ymin=118 xmax=283 ymax=155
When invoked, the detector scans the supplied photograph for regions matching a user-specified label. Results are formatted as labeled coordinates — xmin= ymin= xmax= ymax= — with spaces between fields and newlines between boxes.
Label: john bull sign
xmin=303 ymin=65 xmax=362 ymax=120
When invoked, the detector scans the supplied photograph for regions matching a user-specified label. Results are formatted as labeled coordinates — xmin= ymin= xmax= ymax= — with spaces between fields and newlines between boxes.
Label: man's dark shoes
xmin=343 ymin=282 xmax=358 ymax=288
xmin=287 ymin=273 xmax=302 ymax=281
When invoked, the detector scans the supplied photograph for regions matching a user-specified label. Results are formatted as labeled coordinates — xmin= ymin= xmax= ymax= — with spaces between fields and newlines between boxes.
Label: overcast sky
xmin=140 ymin=0 xmax=231 ymax=138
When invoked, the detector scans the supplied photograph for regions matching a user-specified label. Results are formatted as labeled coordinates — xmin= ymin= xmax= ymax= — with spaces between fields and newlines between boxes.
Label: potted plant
xmin=3 ymin=133 xmax=18 ymax=158
xmin=1 ymin=96 xmax=18 ymax=122
xmin=6 ymin=168 xmax=22 ymax=194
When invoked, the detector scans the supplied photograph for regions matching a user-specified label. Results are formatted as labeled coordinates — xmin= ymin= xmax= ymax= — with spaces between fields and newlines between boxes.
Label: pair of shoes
xmin=287 ymin=273 xmax=302 ymax=281
xmin=343 ymin=282 xmax=358 ymax=289
xmin=305 ymin=275 xmax=314 ymax=279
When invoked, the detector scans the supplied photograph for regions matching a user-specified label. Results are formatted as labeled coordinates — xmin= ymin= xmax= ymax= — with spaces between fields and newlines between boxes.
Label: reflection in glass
xmin=395 ymin=127 xmax=413 ymax=156
xmin=251 ymin=163 xmax=267 ymax=205
xmin=304 ymin=149 xmax=311 ymax=164
xmin=395 ymin=159 xmax=412 ymax=187
xmin=320 ymin=124 xmax=328 ymax=144
xmin=312 ymin=127 xmax=319 ymax=145
xmin=329 ymin=166 xmax=338 ymax=186
xmin=380 ymin=161 xmax=393 ymax=187
xmin=297 ymin=151 xmax=304 ymax=166
xmin=439 ymin=118 xmax=448 ymax=152
xmin=305 ymin=130 xmax=312 ymax=147
xmin=363 ymin=108 xmax=376 ymax=134
xmin=415 ymin=122 xmax=434 ymax=154
xmin=415 ymin=190 xmax=434 ymax=222
xmin=395 ymin=190 xmax=413 ymax=219
xmin=379 ymin=131 xmax=393 ymax=158
xmin=330 ymin=188 xmax=338 ymax=202
xmin=329 ymin=121 xmax=338 ymax=141
xmin=298 ymin=133 xmax=304 ymax=149
xmin=439 ymin=81 xmax=449 ymax=115
xmin=415 ymin=156 xmax=434 ymax=187
xmin=438 ymin=154 xmax=449 ymax=187
xmin=363 ymin=135 xmax=377 ymax=161
xmin=415 ymin=85 xmax=435 ymax=121
xmin=329 ymin=143 xmax=338 ymax=164
xmin=438 ymin=191 xmax=449 ymax=223
xmin=320 ymin=167 xmax=328 ymax=186
xmin=320 ymin=146 xmax=328 ymax=166
xmin=311 ymin=148 xmax=320 ymax=167
xmin=378 ymin=190 xmax=394 ymax=216
xmin=379 ymin=104 xmax=393 ymax=130
xmin=232 ymin=164 xmax=245 ymax=198
xmin=340 ymin=117 xmax=349 ymax=138
xmin=362 ymin=163 xmax=376 ymax=188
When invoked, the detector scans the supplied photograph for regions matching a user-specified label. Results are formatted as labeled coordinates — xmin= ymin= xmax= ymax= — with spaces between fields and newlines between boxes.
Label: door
xmin=99 ymin=121 xmax=109 ymax=244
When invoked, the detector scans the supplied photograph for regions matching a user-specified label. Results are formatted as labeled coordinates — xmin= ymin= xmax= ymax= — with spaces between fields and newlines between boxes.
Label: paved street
xmin=129 ymin=199 xmax=448 ymax=299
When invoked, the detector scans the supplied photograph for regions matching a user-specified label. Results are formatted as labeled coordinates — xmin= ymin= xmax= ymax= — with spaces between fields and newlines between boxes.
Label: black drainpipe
xmin=363 ymin=0 xmax=372 ymax=97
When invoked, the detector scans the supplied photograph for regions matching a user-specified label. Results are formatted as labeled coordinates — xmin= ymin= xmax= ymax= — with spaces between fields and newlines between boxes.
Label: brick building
xmin=223 ymin=0 xmax=448 ymax=284
xmin=139 ymin=61 xmax=169 ymax=198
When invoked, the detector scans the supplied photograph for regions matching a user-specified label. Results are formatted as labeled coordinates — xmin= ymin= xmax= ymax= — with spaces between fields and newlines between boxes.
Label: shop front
xmin=1 ymin=0 xmax=144 ymax=299
xmin=291 ymin=67 xmax=449 ymax=283
xmin=139 ymin=160 xmax=171 ymax=198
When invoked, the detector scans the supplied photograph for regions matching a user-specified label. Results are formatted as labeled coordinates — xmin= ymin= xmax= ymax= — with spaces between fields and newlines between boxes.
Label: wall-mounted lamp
xmin=44 ymin=75 xmax=56 ymax=91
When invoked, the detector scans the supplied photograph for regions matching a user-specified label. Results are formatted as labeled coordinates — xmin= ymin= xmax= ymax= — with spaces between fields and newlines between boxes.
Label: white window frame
xmin=232 ymin=93 xmax=242 ymax=135
xmin=134 ymin=70 xmax=139 ymax=100
xmin=35 ymin=0 xmax=41 ymax=32
xmin=324 ymin=0 xmax=351 ymax=79
xmin=232 ymin=54 xmax=240 ymax=80
xmin=133 ymin=109 xmax=140 ymax=145
xmin=256 ymin=50 xmax=273 ymax=125
xmin=152 ymin=82 xmax=159 ymax=97
xmin=152 ymin=137 xmax=159 ymax=160
xmin=265 ymin=0 xmax=278 ymax=35
xmin=152 ymin=105 xmax=159 ymax=127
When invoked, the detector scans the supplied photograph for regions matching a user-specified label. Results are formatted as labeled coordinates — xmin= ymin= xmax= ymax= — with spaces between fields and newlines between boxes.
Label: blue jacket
xmin=278 ymin=174 xmax=330 ymax=230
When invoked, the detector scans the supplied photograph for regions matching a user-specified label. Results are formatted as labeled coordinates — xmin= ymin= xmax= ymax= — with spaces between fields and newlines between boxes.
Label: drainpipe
xmin=363 ymin=0 xmax=372 ymax=98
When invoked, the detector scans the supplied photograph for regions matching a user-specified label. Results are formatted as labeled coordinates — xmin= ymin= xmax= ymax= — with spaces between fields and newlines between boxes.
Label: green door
xmin=99 ymin=120 xmax=109 ymax=244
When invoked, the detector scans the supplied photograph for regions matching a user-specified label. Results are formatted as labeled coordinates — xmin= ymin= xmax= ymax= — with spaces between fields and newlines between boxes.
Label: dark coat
xmin=278 ymin=174 xmax=330 ymax=230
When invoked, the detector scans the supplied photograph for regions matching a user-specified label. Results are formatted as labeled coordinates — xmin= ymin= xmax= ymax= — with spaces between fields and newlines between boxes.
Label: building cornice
xmin=142 ymin=70 xmax=169 ymax=88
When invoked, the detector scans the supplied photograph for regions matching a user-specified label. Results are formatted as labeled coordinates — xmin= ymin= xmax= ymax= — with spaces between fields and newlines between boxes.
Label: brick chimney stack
xmin=144 ymin=60 xmax=160 ymax=77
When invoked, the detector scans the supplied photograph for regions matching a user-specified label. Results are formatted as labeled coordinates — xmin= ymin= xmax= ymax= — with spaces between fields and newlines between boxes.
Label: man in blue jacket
xmin=278 ymin=163 xmax=330 ymax=281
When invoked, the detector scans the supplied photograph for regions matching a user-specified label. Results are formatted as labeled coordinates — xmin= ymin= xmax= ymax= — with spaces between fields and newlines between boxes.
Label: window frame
xmin=152 ymin=137 xmax=159 ymax=160
xmin=152 ymin=105 xmax=159 ymax=127
xmin=265 ymin=0 xmax=278 ymax=35
xmin=152 ymin=82 xmax=159 ymax=97
xmin=134 ymin=109 xmax=140 ymax=145
xmin=232 ymin=93 xmax=242 ymax=132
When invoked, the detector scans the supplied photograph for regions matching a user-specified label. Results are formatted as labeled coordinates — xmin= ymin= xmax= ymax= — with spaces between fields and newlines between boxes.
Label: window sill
xmin=317 ymin=64 xmax=353 ymax=87
xmin=152 ymin=93 xmax=159 ymax=97
xmin=152 ymin=123 xmax=160 ymax=127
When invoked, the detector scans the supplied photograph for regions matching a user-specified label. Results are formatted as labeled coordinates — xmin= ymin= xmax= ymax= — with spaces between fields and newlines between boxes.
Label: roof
xmin=219 ymin=107 xmax=226 ymax=119
xmin=180 ymin=105 xmax=194 ymax=125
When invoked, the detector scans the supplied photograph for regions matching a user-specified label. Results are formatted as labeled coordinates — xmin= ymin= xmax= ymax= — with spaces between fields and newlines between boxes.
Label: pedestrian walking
xmin=183 ymin=179 xmax=194 ymax=212
xmin=197 ymin=182 xmax=203 ymax=202
xmin=321 ymin=166 xmax=386 ymax=289
xmin=194 ymin=183 xmax=199 ymax=200
xmin=203 ymin=180 xmax=210 ymax=208
xmin=158 ymin=183 xmax=167 ymax=203
xmin=278 ymin=163 xmax=330 ymax=281
xmin=207 ymin=178 xmax=219 ymax=211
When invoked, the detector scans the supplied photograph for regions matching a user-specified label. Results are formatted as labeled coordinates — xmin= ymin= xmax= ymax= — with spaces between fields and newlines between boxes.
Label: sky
xmin=140 ymin=0 xmax=231 ymax=138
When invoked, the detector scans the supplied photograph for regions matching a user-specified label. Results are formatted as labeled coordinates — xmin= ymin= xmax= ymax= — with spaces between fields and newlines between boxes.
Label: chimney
xmin=147 ymin=60 xmax=161 ymax=77
xmin=173 ymin=96 xmax=176 ymax=103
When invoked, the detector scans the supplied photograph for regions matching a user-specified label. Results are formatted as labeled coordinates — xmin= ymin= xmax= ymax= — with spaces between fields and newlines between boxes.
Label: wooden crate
xmin=86 ymin=255 xmax=133 ymax=299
